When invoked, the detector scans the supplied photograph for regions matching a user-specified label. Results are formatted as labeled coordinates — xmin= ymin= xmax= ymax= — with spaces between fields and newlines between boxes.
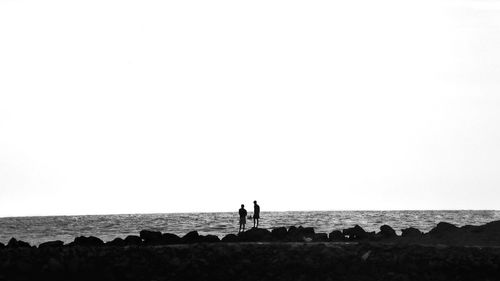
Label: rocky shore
xmin=1 ymin=221 xmax=500 ymax=280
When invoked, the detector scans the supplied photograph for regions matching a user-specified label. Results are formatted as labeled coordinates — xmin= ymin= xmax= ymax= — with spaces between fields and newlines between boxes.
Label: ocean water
xmin=1 ymin=210 xmax=499 ymax=245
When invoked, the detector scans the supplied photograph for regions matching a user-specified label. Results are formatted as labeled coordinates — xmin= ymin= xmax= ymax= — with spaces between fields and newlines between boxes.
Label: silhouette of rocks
xmin=313 ymin=233 xmax=328 ymax=242
xmin=200 ymin=234 xmax=220 ymax=243
xmin=182 ymin=231 xmax=200 ymax=243
xmin=401 ymin=227 xmax=423 ymax=237
xmin=221 ymin=234 xmax=239 ymax=242
xmin=1 ymin=240 xmax=500 ymax=281
xmin=239 ymin=228 xmax=272 ymax=242
xmin=0 ymin=242 xmax=4 ymax=249
xmin=429 ymin=222 xmax=459 ymax=237
xmin=271 ymin=227 xmax=287 ymax=240
xmin=73 ymin=236 xmax=104 ymax=247
xmin=329 ymin=230 xmax=345 ymax=241
xmin=106 ymin=237 xmax=126 ymax=247
xmin=286 ymin=226 xmax=315 ymax=241
xmin=7 ymin=238 xmax=31 ymax=248
xmin=162 ymin=233 xmax=181 ymax=244
xmin=379 ymin=225 xmax=397 ymax=238
xmin=343 ymin=225 xmax=371 ymax=240
xmin=140 ymin=230 xmax=162 ymax=245
xmin=39 ymin=240 xmax=64 ymax=248
xmin=124 ymin=235 xmax=142 ymax=246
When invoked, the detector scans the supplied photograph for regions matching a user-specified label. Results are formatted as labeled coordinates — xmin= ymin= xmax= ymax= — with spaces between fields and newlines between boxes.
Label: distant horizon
xmin=1 ymin=209 xmax=498 ymax=219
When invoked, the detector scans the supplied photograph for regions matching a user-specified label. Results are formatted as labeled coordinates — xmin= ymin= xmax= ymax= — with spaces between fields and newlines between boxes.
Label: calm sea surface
xmin=1 ymin=210 xmax=499 ymax=245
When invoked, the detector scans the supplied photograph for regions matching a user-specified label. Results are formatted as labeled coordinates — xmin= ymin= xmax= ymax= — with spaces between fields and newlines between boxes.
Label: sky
xmin=0 ymin=0 xmax=499 ymax=216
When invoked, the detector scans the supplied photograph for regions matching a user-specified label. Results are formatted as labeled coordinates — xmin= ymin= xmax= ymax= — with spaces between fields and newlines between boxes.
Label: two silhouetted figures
xmin=238 ymin=201 xmax=260 ymax=233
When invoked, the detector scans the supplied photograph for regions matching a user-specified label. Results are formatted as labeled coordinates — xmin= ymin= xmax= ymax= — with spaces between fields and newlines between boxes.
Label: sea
xmin=1 ymin=210 xmax=499 ymax=245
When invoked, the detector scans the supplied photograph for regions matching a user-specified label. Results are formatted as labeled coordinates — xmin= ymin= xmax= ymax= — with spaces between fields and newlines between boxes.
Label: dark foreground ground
xmin=1 ymin=242 xmax=500 ymax=281
xmin=2 ymin=220 xmax=500 ymax=281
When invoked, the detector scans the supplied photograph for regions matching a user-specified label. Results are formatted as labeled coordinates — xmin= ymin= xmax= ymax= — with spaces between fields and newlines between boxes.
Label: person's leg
xmin=256 ymin=218 xmax=259 ymax=228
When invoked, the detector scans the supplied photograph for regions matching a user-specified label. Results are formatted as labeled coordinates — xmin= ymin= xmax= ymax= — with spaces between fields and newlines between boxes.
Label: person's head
xmin=241 ymin=204 xmax=244 ymax=208
xmin=253 ymin=200 xmax=257 ymax=204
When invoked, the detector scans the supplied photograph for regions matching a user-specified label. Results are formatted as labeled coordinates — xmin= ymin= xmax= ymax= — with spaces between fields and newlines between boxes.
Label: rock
xmin=271 ymin=227 xmax=288 ymax=241
xmin=343 ymin=225 xmax=370 ymax=240
xmin=379 ymin=225 xmax=397 ymax=238
xmin=238 ymin=228 xmax=272 ymax=242
xmin=329 ymin=230 xmax=345 ymax=241
xmin=0 ymin=242 xmax=4 ymax=248
xmin=221 ymin=234 xmax=239 ymax=242
xmin=300 ymin=227 xmax=316 ymax=237
xmin=73 ymin=236 xmax=104 ymax=247
xmin=7 ymin=238 xmax=31 ymax=248
xmin=428 ymin=222 xmax=459 ymax=236
xmin=313 ymin=233 xmax=328 ymax=242
xmin=140 ymin=230 xmax=163 ymax=245
xmin=106 ymin=237 xmax=126 ymax=246
xmin=182 ymin=231 xmax=201 ymax=244
xmin=162 ymin=233 xmax=182 ymax=244
xmin=39 ymin=240 xmax=64 ymax=248
xmin=286 ymin=226 xmax=315 ymax=241
xmin=401 ymin=227 xmax=423 ymax=238
xmin=46 ymin=257 xmax=64 ymax=272
xmin=124 ymin=235 xmax=142 ymax=246
xmin=200 ymin=235 xmax=220 ymax=243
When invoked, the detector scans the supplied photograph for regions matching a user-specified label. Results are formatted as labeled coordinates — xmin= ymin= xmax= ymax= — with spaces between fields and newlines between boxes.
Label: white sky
xmin=1 ymin=0 xmax=499 ymax=216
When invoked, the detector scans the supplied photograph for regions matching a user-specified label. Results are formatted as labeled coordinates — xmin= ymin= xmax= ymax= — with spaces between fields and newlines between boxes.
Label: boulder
xmin=182 ymin=231 xmax=201 ymax=244
xmin=428 ymin=222 xmax=459 ymax=236
xmin=162 ymin=233 xmax=182 ymax=244
xmin=200 ymin=235 xmax=220 ymax=243
xmin=271 ymin=227 xmax=288 ymax=241
xmin=39 ymin=240 xmax=64 ymax=248
xmin=313 ymin=233 xmax=328 ymax=242
xmin=124 ymin=235 xmax=142 ymax=246
xmin=401 ymin=227 xmax=423 ymax=238
xmin=73 ymin=236 xmax=104 ymax=247
xmin=106 ymin=237 xmax=126 ymax=247
xmin=221 ymin=234 xmax=239 ymax=243
xmin=286 ymin=226 xmax=315 ymax=241
xmin=238 ymin=228 xmax=272 ymax=242
xmin=329 ymin=230 xmax=345 ymax=241
xmin=343 ymin=225 xmax=370 ymax=240
xmin=140 ymin=230 xmax=163 ymax=245
xmin=0 ymin=242 xmax=4 ymax=249
xmin=379 ymin=225 xmax=397 ymax=238
xmin=7 ymin=238 xmax=31 ymax=248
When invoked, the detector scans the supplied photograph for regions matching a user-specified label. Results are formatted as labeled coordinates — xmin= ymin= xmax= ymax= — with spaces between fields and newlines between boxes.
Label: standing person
xmin=239 ymin=204 xmax=247 ymax=233
xmin=253 ymin=200 xmax=260 ymax=228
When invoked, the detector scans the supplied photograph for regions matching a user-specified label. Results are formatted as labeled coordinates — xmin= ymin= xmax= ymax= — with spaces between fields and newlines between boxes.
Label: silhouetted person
xmin=239 ymin=204 xmax=247 ymax=233
xmin=253 ymin=200 xmax=260 ymax=228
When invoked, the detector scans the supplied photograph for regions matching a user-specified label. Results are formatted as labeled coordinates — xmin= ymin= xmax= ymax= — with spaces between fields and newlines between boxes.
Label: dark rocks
xmin=343 ymin=225 xmax=370 ymax=240
xmin=200 ymin=234 xmax=220 ymax=243
xmin=313 ymin=233 xmax=328 ymax=242
xmin=379 ymin=225 xmax=397 ymax=238
xmin=0 ymin=242 xmax=4 ymax=249
xmin=73 ymin=236 xmax=104 ymax=247
xmin=287 ymin=226 xmax=315 ymax=241
xmin=7 ymin=238 xmax=31 ymax=248
xmin=221 ymin=234 xmax=239 ymax=242
xmin=329 ymin=230 xmax=345 ymax=241
xmin=39 ymin=240 xmax=64 ymax=248
xmin=106 ymin=237 xmax=126 ymax=247
xmin=124 ymin=235 xmax=142 ymax=246
xmin=271 ymin=227 xmax=288 ymax=240
xmin=401 ymin=227 xmax=423 ymax=237
xmin=429 ymin=222 xmax=459 ymax=236
xmin=140 ymin=230 xmax=163 ymax=245
xmin=162 ymin=233 xmax=182 ymax=244
xmin=182 ymin=231 xmax=200 ymax=244
xmin=238 ymin=228 xmax=272 ymax=242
